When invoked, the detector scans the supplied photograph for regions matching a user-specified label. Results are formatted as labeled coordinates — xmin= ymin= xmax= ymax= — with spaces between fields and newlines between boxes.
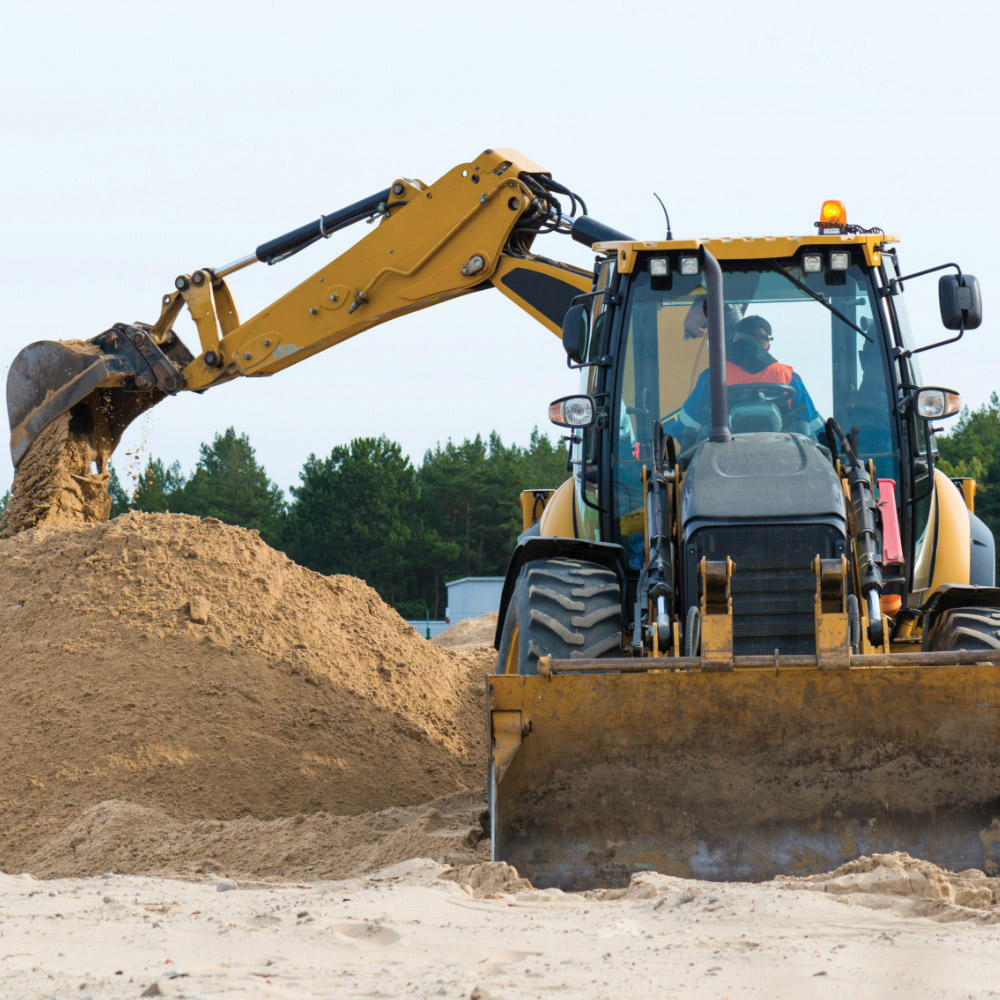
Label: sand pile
xmin=777 ymin=851 xmax=1000 ymax=922
xmin=0 ymin=512 xmax=492 ymax=877
xmin=431 ymin=612 xmax=498 ymax=648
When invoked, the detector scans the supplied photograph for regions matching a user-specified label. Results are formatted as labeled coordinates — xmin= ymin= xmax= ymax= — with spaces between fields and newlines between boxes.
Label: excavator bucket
xmin=489 ymin=663 xmax=1000 ymax=889
xmin=6 ymin=328 xmax=191 ymax=468
xmin=3 ymin=330 xmax=192 ymax=533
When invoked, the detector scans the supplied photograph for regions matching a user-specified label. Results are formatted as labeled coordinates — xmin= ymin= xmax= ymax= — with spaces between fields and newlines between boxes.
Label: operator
xmin=661 ymin=314 xmax=824 ymax=442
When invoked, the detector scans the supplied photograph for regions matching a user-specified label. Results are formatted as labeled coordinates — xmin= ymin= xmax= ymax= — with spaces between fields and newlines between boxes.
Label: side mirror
xmin=939 ymin=274 xmax=982 ymax=331
xmin=914 ymin=386 xmax=962 ymax=420
xmin=548 ymin=394 xmax=596 ymax=429
xmin=561 ymin=302 xmax=589 ymax=364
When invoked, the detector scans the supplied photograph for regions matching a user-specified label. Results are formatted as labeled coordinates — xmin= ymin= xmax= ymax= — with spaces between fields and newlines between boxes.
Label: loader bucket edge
xmin=488 ymin=665 xmax=1000 ymax=889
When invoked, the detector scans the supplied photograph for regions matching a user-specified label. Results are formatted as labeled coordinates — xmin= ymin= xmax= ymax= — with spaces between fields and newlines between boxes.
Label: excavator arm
xmin=5 ymin=149 xmax=631 ymax=532
xmin=157 ymin=149 xmax=593 ymax=392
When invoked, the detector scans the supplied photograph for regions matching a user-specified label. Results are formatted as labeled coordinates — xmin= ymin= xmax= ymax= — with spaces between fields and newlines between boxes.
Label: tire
xmin=496 ymin=557 xmax=621 ymax=674
xmin=927 ymin=606 xmax=1000 ymax=651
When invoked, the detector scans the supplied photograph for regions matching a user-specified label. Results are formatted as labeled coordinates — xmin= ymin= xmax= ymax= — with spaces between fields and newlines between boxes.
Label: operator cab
xmin=612 ymin=251 xmax=895 ymax=500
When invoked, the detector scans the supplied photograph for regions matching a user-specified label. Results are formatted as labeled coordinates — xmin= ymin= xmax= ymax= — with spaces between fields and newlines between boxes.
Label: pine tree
xmin=131 ymin=458 xmax=185 ymax=513
xmin=284 ymin=435 xmax=452 ymax=611
xmin=937 ymin=393 xmax=1000 ymax=572
xmin=107 ymin=466 xmax=132 ymax=517
xmin=173 ymin=428 xmax=285 ymax=544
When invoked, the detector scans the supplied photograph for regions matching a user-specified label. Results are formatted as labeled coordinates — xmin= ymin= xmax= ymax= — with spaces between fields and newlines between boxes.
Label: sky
xmin=2 ymin=0 xmax=997 ymax=498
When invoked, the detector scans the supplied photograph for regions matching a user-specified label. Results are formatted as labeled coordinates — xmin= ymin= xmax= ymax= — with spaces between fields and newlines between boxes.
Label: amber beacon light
xmin=819 ymin=200 xmax=847 ymax=231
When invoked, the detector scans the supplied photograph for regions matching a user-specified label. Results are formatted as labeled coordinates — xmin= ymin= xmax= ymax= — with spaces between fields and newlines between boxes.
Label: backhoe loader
xmin=7 ymin=151 xmax=998 ymax=890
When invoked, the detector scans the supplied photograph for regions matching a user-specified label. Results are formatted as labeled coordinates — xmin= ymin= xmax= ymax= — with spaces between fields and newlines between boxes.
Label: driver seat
xmin=729 ymin=402 xmax=782 ymax=433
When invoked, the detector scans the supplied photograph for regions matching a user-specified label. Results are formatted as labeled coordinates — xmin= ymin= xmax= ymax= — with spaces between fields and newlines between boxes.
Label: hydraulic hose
xmin=826 ymin=418 xmax=885 ymax=647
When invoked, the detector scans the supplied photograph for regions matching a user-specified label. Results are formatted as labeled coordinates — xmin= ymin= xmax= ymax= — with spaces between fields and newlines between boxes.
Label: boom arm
xmin=176 ymin=149 xmax=591 ymax=390
xmin=7 ymin=149 xmax=616 ymax=468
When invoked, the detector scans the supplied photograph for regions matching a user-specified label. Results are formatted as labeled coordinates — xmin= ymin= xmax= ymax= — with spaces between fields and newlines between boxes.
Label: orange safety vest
xmin=726 ymin=360 xmax=794 ymax=386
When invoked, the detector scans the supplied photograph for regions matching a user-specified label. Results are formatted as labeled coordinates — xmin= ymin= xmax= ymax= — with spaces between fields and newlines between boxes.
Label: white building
xmin=445 ymin=576 xmax=504 ymax=624
xmin=405 ymin=575 xmax=504 ymax=639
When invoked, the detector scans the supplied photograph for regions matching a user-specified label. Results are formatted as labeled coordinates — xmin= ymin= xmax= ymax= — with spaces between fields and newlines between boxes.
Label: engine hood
xmin=680 ymin=433 xmax=847 ymax=529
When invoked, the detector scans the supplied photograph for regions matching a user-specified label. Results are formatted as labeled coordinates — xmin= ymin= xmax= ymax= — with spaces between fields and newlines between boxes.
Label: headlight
xmin=549 ymin=395 xmax=596 ymax=428
xmin=915 ymin=387 xmax=962 ymax=419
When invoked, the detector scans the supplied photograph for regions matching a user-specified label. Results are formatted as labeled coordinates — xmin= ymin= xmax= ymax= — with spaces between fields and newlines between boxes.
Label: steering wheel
xmin=726 ymin=382 xmax=797 ymax=409
xmin=727 ymin=382 xmax=809 ymax=431
xmin=676 ymin=383 xmax=805 ymax=460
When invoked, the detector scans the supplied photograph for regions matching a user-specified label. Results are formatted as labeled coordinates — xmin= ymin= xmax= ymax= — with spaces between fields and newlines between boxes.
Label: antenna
xmin=653 ymin=192 xmax=673 ymax=240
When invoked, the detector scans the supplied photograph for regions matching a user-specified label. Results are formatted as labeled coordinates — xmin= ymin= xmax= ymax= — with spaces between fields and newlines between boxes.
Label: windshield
xmin=613 ymin=257 xmax=899 ymax=551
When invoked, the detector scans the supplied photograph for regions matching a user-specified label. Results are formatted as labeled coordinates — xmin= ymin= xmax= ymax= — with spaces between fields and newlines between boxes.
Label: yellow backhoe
xmin=7 ymin=151 xmax=998 ymax=889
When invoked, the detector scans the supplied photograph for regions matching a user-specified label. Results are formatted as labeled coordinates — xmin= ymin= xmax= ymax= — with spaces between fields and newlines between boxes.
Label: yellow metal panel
xmin=595 ymin=234 xmax=896 ymax=268
xmin=537 ymin=477 xmax=576 ymax=537
xmin=520 ymin=489 xmax=555 ymax=531
xmin=181 ymin=150 xmax=552 ymax=387
xmin=953 ymin=477 xmax=978 ymax=513
xmin=181 ymin=280 xmax=223 ymax=355
xmin=930 ymin=468 xmax=972 ymax=589
xmin=490 ymin=148 xmax=548 ymax=176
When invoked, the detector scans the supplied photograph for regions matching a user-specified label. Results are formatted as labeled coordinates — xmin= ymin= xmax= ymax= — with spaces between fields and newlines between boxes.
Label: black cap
xmin=733 ymin=315 xmax=772 ymax=339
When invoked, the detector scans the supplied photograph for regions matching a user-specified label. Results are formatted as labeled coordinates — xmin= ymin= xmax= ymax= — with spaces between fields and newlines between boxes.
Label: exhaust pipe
xmin=701 ymin=246 xmax=732 ymax=444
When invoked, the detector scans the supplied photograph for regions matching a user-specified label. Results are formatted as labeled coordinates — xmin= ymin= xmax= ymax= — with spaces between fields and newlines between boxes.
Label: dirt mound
xmin=778 ymin=852 xmax=1000 ymax=922
xmin=20 ymin=791 xmax=488 ymax=881
xmin=0 ymin=512 xmax=491 ymax=876
xmin=431 ymin=612 xmax=498 ymax=648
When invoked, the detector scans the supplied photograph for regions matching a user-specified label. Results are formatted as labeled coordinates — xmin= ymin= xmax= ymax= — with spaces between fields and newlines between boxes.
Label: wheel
xmin=496 ymin=557 xmax=621 ymax=674
xmin=927 ymin=606 xmax=1000 ymax=651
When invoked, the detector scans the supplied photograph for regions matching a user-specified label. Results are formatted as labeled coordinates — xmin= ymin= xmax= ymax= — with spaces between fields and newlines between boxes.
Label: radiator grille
xmin=690 ymin=523 xmax=846 ymax=655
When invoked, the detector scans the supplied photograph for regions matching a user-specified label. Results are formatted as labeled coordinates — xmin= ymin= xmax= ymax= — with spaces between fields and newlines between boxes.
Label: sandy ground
xmin=6 ymin=514 xmax=1000 ymax=997
xmin=5 ymin=856 xmax=1000 ymax=1000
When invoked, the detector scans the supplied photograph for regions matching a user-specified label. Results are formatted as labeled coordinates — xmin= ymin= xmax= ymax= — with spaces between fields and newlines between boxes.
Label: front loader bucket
xmin=489 ymin=664 xmax=1000 ymax=889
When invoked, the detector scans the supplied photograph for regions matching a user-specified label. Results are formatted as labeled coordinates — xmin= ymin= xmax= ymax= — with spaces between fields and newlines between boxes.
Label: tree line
xmin=3 ymin=401 xmax=999 ymax=610
xmin=936 ymin=393 xmax=1000 ymax=550
xmin=105 ymin=426 xmax=569 ymax=618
